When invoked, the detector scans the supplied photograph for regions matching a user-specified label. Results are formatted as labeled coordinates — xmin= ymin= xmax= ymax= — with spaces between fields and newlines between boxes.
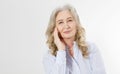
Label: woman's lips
xmin=63 ymin=30 xmax=71 ymax=34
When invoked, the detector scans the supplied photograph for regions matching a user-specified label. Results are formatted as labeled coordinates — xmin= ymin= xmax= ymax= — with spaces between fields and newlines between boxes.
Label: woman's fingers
xmin=53 ymin=27 xmax=57 ymax=37
xmin=53 ymin=27 xmax=65 ymax=50
xmin=53 ymin=27 xmax=60 ymax=43
xmin=53 ymin=27 xmax=59 ymax=39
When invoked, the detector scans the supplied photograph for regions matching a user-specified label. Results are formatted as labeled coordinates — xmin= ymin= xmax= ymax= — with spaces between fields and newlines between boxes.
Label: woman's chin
xmin=62 ymin=35 xmax=74 ymax=39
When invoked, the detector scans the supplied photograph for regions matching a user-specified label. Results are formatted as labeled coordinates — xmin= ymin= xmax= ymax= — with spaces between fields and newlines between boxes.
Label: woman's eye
xmin=58 ymin=22 xmax=63 ymax=24
xmin=68 ymin=20 xmax=72 ymax=22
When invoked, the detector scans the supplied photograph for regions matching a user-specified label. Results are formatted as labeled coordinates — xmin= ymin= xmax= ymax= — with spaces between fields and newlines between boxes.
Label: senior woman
xmin=43 ymin=4 xmax=106 ymax=74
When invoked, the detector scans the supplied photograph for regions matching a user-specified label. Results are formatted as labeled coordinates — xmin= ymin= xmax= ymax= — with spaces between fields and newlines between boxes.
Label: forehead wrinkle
xmin=56 ymin=16 xmax=73 ymax=22
xmin=55 ymin=10 xmax=74 ymax=23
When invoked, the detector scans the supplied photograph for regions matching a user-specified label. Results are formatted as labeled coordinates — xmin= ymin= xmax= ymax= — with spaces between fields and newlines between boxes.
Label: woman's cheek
xmin=58 ymin=27 xmax=63 ymax=33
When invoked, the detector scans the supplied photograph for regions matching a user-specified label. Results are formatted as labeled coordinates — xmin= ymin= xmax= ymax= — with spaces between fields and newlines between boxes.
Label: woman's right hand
xmin=53 ymin=27 xmax=66 ymax=50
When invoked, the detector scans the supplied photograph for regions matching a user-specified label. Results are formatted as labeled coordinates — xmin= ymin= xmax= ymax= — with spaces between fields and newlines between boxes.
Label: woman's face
xmin=55 ymin=10 xmax=77 ymax=39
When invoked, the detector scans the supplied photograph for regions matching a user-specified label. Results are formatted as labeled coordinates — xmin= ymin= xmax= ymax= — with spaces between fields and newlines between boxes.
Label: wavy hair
xmin=45 ymin=4 xmax=89 ymax=58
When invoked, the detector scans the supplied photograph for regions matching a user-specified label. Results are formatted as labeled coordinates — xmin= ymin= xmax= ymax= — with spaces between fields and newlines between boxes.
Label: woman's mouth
xmin=63 ymin=30 xmax=71 ymax=34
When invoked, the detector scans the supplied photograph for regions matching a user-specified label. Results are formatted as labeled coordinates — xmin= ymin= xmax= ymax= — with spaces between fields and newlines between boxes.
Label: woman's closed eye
xmin=67 ymin=19 xmax=73 ymax=22
xmin=58 ymin=21 xmax=64 ymax=24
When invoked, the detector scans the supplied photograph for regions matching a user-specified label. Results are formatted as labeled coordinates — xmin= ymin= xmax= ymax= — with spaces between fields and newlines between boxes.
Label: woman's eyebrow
xmin=56 ymin=17 xmax=73 ymax=22
xmin=67 ymin=17 xmax=73 ymax=20
xmin=56 ymin=19 xmax=63 ymax=22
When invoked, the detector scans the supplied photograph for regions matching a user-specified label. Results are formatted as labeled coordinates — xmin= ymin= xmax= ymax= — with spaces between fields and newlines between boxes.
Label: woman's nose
xmin=64 ymin=22 xmax=70 ymax=29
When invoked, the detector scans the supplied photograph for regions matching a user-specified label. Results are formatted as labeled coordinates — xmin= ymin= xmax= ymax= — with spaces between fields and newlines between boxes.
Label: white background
xmin=0 ymin=0 xmax=120 ymax=74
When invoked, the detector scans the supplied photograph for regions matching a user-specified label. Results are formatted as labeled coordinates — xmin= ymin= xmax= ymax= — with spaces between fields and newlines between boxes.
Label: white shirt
xmin=43 ymin=42 xmax=106 ymax=74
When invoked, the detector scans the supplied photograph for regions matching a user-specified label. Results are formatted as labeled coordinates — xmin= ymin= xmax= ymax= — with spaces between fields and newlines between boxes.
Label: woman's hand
xmin=53 ymin=27 xmax=65 ymax=50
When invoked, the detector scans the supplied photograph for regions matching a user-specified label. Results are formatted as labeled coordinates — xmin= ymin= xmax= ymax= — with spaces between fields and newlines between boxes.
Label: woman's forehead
xmin=56 ymin=10 xmax=73 ymax=21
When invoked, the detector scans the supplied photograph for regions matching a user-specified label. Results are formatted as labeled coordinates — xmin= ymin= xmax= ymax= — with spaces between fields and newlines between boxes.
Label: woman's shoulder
xmin=86 ymin=41 xmax=100 ymax=55
xmin=43 ymin=48 xmax=56 ymax=62
xmin=43 ymin=49 xmax=55 ymax=59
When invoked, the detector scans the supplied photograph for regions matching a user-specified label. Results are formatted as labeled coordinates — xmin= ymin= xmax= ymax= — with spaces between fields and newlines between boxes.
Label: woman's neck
xmin=63 ymin=37 xmax=74 ymax=49
xmin=63 ymin=38 xmax=74 ymax=57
